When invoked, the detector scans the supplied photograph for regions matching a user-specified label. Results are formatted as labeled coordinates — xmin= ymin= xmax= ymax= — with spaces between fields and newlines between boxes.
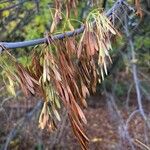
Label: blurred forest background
xmin=0 ymin=0 xmax=150 ymax=150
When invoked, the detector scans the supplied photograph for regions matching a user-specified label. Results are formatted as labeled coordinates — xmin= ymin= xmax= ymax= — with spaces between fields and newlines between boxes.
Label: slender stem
xmin=124 ymin=15 xmax=147 ymax=121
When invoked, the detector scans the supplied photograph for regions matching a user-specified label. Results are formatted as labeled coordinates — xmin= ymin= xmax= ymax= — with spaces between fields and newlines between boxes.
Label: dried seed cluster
xmin=0 ymin=10 xmax=118 ymax=150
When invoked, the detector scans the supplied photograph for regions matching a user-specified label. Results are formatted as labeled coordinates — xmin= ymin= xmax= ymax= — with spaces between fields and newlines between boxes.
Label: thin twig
xmin=134 ymin=139 xmax=150 ymax=150
xmin=0 ymin=91 xmax=21 ymax=112
xmin=125 ymin=109 xmax=140 ymax=129
xmin=124 ymin=14 xmax=147 ymax=121
xmin=125 ymin=83 xmax=133 ymax=111
xmin=103 ymin=86 xmax=135 ymax=150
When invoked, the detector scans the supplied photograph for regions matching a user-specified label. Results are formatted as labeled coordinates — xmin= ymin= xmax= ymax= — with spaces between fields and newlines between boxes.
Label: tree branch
xmin=0 ymin=0 xmax=125 ymax=52
xmin=123 ymin=13 xmax=148 ymax=122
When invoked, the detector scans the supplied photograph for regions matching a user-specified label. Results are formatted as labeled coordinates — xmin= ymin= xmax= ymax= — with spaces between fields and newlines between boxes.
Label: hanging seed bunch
xmin=65 ymin=0 xmax=79 ymax=17
xmin=34 ymin=37 xmax=89 ymax=149
xmin=78 ymin=9 xmax=118 ymax=81
xmin=50 ymin=0 xmax=79 ymax=33
xmin=0 ymin=8 xmax=119 ymax=150
xmin=38 ymin=44 xmax=62 ymax=131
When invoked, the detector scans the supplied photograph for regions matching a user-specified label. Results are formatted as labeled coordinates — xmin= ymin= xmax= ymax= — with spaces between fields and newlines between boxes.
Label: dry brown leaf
xmin=69 ymin=114 xmax=89 ymax=150
xmin=65 ymin=38 xmax=76 ymax=55
xmin=135 ymin=0 xmax=143 ymax=18
xmin=72 ymin=100 xmax=87 ymax=124
xmin=81 ymin=81 xmax=90 ymax=98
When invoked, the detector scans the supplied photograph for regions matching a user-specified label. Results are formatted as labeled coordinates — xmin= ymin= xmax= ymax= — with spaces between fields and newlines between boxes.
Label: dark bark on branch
xmin=0 ymin=0 xmax=125 ymax=52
